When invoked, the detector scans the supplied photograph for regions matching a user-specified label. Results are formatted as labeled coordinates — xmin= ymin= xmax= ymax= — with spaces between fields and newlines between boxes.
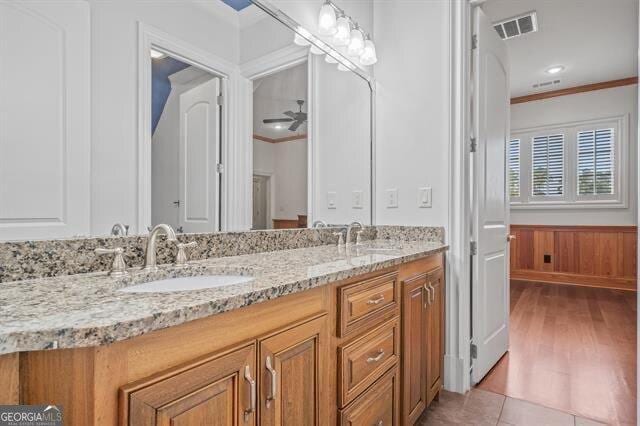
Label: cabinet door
xmin=401 ymin=273 xmax=428 ymax=425
xmin=426 ymin=267 xmax=445 ymax=403
xmin=259 ymin=315 xmax=328 ymax=426
xmin=123 ymin=344 xmax=257 ymax=426
xmin=339 ymin=367 xmax=400 ymax=426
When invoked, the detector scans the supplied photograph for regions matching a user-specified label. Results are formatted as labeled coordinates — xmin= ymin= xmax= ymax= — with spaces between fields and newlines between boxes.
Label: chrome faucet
xmin=110 ymin=223 xmax=129 ymax=236
xmin=143 ymin=224 xmax=177 ymax=272
xmin=346 ymin=221 xmax=364 ymax=246
xmin=312 ymin=220 xmax=328 ymax=228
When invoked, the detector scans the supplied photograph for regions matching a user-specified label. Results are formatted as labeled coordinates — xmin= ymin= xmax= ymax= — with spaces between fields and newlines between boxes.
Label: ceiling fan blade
xmin=283 ymin=111 xmax=296 ymax=118
xmin=263 ymin=118 xmax=294 ymax=124
xmin=288 ymin=121 xmax=302 ymax=131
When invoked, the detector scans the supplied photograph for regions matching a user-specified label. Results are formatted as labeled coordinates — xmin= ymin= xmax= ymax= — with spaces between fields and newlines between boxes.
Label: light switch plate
xmin=327 ymin=191 xmax=337 ymax=209
xmin=386 ymin=189 xmax=398 ymax=208
xmin=418 ymin=187 xmax=432 ymax=208
xmin=352 ymin=190 xmax=363 ymax=209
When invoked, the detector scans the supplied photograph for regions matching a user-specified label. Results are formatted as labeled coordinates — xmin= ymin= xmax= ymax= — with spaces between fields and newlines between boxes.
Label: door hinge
xmin=217 ymin=94 xmax=224 ymax=106
xmin=470 ymin=343 xmax=478 ymax=359
xmin=470 ymin=241 xmax=477 ymax=256
xmin=470 ymin=137 xmax=477 ymax=153
xmin=471 ymin=34 xmax=478 ymax=50
xmin=216 ymin=163 xmax=224 ymax=173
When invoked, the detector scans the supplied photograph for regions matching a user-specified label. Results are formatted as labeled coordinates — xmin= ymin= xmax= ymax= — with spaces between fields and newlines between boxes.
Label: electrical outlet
xmin=418 ymin=187 xmax=432 ymax=208
xmin=327 ymin=192 xmax=337 ymax=209
xmin=352 ymin=190 xmax=363 ymax=209
xmin=386 ymin=189 xmax=398 ymax=208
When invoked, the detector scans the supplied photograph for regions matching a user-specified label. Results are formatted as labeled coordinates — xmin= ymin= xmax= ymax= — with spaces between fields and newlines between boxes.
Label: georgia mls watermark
xmin=0 ymin=405 xmax=62 ymax=426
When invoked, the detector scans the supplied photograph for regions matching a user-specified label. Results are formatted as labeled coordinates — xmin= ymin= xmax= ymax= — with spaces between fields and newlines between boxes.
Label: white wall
xmin=89 ymin=0 xmax=239 ymax=235
xmin=253 ymin=139 xmax=308 ymax=222
xmin=510 ymin=85 xmax=638 ymax=225
xmin=373 ymin=0 xmax=451 ymax=228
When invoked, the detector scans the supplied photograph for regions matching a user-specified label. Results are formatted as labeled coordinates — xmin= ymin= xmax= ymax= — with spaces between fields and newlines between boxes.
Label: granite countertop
xmin=0 ymin=239 xmax=447 ymax=355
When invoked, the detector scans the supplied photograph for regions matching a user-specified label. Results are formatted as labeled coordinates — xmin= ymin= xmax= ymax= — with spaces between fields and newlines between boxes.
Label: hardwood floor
xmin=477 ymin=280 xmax=637 ymax=425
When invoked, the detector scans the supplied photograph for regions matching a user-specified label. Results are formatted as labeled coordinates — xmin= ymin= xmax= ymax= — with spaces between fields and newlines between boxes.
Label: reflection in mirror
xmin=0 ymin=0 xmax=373 ymax=241
xmin=252 ymin=63 xmax=309 ymax=230
xmin=150 ymin=53 xmax=221 ymax=233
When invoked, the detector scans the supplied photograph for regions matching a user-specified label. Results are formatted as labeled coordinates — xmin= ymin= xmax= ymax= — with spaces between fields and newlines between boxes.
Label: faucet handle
xmin=356 ymin=230 xmax=364 ymax=246
xmin=333 ymin=232 xmax=345 ymax=247
xmin=175 ymin=241 xmax=198 ymax=267
xmin=95 ymin=247 xmax=128 ymax=277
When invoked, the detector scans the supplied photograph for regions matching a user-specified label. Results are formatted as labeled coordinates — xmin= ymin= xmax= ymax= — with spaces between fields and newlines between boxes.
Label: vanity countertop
xmin=0 ymin=239 xmax=447 ymax=355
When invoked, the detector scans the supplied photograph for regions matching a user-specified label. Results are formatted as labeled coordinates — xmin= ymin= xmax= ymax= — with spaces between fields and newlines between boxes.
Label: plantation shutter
xmin=508 ymin=139 xmax=520 ymax=197
xmin=531 ymin=134 xmax=564 ymax=196
xmin=577 ymin=128 xmax=614 ymax=195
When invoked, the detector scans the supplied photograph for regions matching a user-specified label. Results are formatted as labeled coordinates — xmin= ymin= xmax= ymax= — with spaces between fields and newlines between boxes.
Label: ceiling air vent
xmin=494 ymin=12 xmax=538 ymax=40
xmin=532 ymin=79 xmax=560 ymax=89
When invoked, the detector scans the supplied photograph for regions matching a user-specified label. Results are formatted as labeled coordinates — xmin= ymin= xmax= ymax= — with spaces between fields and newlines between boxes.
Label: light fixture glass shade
xmin=333 ymin=16 xmax=351 ymax=46
xmin=337 ymin=63 xmax=350 ymax=72
xmin=325 ymin=54 xmax=338 ymax=63
xmin=347 ymin=28 xmax=364 ymax=56
xmin=359 ymin=39 xmax=377 ymax=65
xmin=318 ymin=2 xmax=337 ymax=35
xmin=150 ymin=49 xmax=166 ymax=59
xmin=293 ymin=33 xmax=311 ymax=46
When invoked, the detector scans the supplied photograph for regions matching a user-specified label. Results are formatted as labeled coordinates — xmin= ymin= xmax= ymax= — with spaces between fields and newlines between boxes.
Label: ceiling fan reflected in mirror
xmin=263 ymin=99 xmax=307 ymax=131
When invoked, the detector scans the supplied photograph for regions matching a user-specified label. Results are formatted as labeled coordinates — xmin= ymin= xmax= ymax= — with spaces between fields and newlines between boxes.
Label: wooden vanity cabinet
xmin=400 ymin=256 xmax=445 ymax=425
xmin=120 ymin=343 xmax=257 ymax=426
xmin=258 ymin=315 xmax=328 ymax=426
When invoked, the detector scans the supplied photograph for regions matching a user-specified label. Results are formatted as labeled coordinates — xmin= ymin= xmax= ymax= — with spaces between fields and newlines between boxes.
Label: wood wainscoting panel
xmin=510 ymin=225 xmax=637 ymax=291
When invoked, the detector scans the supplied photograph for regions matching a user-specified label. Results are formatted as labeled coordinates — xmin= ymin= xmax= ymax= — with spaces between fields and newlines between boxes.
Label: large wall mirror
xmin=0 ymin=0 xmax=373 ymax=241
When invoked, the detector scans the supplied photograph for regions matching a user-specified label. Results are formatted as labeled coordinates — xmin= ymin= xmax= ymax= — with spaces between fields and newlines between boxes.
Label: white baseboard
xmin=444 ymin=353 xmax=469 ymax=394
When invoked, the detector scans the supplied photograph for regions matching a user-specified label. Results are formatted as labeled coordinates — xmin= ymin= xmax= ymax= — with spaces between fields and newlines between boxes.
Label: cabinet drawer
xmin=338 ymin=319 xmax=400 ymax=407
xmin=338 ymin=271 xmax=399 ymax=337
xmin=339 ymin=367 xmax=400 ymax=426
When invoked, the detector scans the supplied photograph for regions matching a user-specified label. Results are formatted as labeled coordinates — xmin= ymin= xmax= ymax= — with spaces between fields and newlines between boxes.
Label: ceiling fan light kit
xmin=292 ymin=0 xmax=377 ymax=70
xmin=262 ymin=100 xmax=308 ymax=132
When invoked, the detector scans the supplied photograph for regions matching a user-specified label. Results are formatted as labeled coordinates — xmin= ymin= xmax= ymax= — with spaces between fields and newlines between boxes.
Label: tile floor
xmin=417 ymin=389 xmax=608 ymax=426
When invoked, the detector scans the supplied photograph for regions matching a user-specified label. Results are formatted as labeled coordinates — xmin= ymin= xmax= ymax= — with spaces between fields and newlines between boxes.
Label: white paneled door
xmin=0 ymin=1 xmax=90 ymax=241
xmin=178 ymin=77 xmax=221 ymax=233
xmin=471 ymin=7 xmax=511 ymax=384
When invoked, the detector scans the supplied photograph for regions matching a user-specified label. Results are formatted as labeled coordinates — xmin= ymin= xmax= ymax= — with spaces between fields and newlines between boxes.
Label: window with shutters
xmin=508 ymin=139 xmax=521 ymax=199
xmin=577 ymin=128 xmax=614 ymax=196
xmin=510 ymin=115 xmax=626 ymax=209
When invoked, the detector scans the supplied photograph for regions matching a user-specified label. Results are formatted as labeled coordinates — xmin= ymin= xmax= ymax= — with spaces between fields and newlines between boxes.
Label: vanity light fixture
xmin=347 ymin=24 xmax=365 ymax=57
xmin=337 ymin=63 xmax=350 ymax=72
xmin=150 ymin=49 xmax=166 ymax=59
xmin=545 ymin=65 xmax=565 ymax=75
xmin=310 ymin=44 xmax=324 ymax=55
xmin=333 ymin=14 xmax=351 ymax=46
xmin=318 ymin=0 xmax=337 ymax=35
xmin=359 ymin=35 xmax=377 ymax=66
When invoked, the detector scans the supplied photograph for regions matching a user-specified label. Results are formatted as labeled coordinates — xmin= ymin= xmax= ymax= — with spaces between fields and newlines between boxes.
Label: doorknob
xmin=507 ymin=234 xmax=516 ymax=242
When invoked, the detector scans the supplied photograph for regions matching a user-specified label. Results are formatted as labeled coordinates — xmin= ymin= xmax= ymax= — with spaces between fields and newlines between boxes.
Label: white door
xmin=471 ymin=7 xmax=511 ymax=384
xmin=178 ymin=77 xmax=220 ymax=233
xmin=0 ymin=1 xmax=90 ymax=241
xmin=252 ymin=175 xmax=268 ymax=230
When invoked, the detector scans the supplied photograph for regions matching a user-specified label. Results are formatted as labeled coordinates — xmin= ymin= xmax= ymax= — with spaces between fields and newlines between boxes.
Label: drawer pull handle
xmin=367 ymin=349 xmax=385 ymax=363
xmin=265 ymin=355 xmax=277 ymax=408
xmin=366 ymin=295 xmax=385 ymax=305
xmin=375 ymin=420 xmax=383 ymax=426
xmin=243 ymin=365 xmax=256 ymax=421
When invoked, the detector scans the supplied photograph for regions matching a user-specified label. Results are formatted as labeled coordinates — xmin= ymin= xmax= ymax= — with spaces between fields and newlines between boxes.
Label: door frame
xmin=137 ymin=22 xmax=237 ymax=234
xmin=446 ymin=0 xmax=476 ymax=394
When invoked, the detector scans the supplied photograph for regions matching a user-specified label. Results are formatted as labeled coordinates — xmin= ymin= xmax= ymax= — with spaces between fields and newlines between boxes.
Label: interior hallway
xmin=476 ymin=280 xmax=637 ymax=425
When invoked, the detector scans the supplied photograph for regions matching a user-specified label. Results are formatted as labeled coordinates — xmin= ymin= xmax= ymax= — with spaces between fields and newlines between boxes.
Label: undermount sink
xmin=119 ymin=275 xmax=254 ymax=293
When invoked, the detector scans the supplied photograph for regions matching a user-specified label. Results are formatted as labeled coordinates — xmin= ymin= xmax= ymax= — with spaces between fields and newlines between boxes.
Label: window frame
xmin=510 ymin=114 xmax=628 ymax=210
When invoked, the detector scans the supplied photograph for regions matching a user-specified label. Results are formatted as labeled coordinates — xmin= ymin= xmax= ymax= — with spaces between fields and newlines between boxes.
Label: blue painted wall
xmin=152 ymin=57 xmax=191 ymax=133
xmin=221 ymin=0 xmax=253 ymax=11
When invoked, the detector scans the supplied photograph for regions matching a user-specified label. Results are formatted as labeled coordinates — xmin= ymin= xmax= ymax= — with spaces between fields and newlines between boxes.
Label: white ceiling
xmin=253 ymin=62 xmax=308 ymax=139
xmin=483 ymin=0 xmax=638 ymax=97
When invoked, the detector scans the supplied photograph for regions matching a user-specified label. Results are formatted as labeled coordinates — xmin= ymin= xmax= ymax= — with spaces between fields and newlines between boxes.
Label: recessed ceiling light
xmin=150 ymin=49 xmax=166 ymax=59
xmin=546 ymin=65 xmax=565 ymax=75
